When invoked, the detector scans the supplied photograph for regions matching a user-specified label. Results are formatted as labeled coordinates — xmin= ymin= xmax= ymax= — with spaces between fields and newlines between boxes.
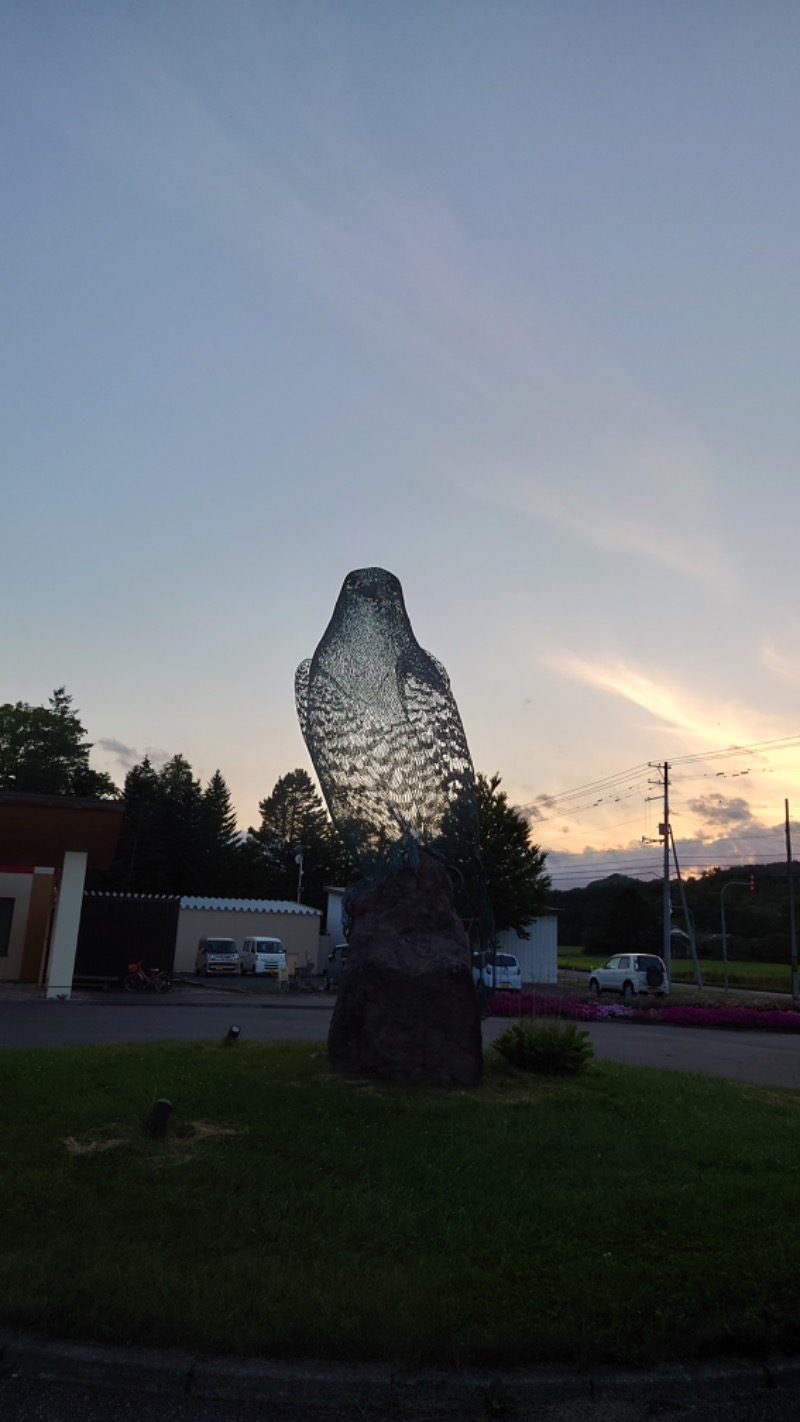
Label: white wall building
xmin=498 ymin=915 xmax=558 ymax=984
xmin=175 ymin=897 xmax=322 ymax=973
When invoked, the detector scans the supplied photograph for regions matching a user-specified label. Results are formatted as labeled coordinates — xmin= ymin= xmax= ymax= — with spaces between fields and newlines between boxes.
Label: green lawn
xmin=2 ymin=1039 xmax=800 ymax=1369
xmin=558 ymin=949 xmax=791 ymax=994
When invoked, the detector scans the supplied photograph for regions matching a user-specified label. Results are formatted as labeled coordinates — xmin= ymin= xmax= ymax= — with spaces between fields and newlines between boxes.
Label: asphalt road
xmin=1 ymin=996 xmax=799 ymax=1088
xmin=2 ymin=1373 xmax=800 ymax=1422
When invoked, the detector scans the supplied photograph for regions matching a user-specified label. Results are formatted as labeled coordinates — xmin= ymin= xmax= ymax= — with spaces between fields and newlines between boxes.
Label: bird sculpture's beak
xmin=358 ymin=578 xmax=383 ymax=601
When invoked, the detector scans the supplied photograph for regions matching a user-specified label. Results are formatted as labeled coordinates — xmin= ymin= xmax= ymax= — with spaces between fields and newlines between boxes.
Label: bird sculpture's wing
xmin=300 ymin=661 xmax=397 ymax=864
xmin=396 ymin=646 xmax=476 ymax=834
xmin=398 ymin=647 xmax=493 ymax=951
xmin=295 ymin=660 xmax=311 ymax=739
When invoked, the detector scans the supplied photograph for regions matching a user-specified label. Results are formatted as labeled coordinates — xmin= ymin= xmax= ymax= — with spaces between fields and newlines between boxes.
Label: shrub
xmin=491 ymin=1021 xmax=595 ymax=1075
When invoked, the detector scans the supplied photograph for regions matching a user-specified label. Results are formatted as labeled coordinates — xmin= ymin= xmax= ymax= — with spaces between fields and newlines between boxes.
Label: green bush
xmin=491 ymin=1021 xmax=594 ymax=1076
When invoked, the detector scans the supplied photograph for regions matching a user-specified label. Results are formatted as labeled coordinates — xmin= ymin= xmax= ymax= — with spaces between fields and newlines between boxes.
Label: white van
xmin=240 ymin=937 xmax=286 ymax=978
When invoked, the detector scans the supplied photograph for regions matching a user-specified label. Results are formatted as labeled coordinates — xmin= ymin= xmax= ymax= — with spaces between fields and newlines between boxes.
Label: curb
xmin=168 ymin=980 xmax=335 ymax=1008
xmin=2 ymin=1331 xmax=800 ymax=1411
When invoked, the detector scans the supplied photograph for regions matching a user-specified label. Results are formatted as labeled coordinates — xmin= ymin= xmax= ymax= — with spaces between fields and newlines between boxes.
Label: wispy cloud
xmin=96 ymin=738 xmax=139 ymax=772
xmin=762 ymin=642 xmax=800 ymax=685
xmin=453 ymin=376 xmax=725 ymax=582
xmin=1 ymin=2 xmax=726 ymax=581
xmin=96 ymin=739 xmax=170 ymax=774
xmin=544 ymin=652 xmax=780 ymax=747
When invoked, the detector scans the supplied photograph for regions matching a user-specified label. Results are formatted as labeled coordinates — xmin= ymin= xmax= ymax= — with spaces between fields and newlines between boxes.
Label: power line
xmin=517 ymin=762 xmax=650 ymax=811
xmin=528 ymin=784 xmax=650 ymax=825
xmin=670 ymin=734 xmax=800 ymax=766
xmin=523 ymin=734 xmax=800 ymax=819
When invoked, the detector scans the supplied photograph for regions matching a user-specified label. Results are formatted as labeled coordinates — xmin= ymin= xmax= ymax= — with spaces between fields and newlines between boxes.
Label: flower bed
xmin=490 ymin=992 xmax=800 ymax=1033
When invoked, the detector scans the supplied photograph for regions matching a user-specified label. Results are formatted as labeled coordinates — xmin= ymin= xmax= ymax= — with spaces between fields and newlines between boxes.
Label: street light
xmin=294 ymin=846 xmax=304 ymax=904
xmin=720 ymin=879 xmax=752 ymax=994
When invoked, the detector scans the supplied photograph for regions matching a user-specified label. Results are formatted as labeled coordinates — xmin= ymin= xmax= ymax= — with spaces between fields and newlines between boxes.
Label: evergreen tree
xmin=197 ymin=770 xmax=240 ymax=895
xmin=98 ymin=753 xmax=206 ymax=894
xmin=154 ymin=755 xmax=205 ymax=893
xmin=0 ymin=687 xmax=117 ymax=797
xmin=475 ymin=773 xmax=551 ymax=936
xmin=248 ymin=769 xmax=352 ymax=907
xmin=110 ymin=756 xmax=163 ymax=890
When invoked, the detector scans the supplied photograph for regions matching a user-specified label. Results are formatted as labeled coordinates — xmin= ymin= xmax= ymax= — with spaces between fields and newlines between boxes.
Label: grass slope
xmin=2 ymin=1040 xmax=799 ymax=1369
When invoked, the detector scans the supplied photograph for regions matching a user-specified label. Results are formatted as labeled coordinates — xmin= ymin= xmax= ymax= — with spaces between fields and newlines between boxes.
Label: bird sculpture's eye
xmin=345 ymin=574 xmax=360 ymax=590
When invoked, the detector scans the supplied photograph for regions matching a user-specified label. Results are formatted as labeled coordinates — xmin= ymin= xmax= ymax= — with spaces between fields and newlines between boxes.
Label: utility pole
xmin=785 ymin=801 xmax=798 ymax=1002
xmin=649 ymin=762 xmax=672 ymax=986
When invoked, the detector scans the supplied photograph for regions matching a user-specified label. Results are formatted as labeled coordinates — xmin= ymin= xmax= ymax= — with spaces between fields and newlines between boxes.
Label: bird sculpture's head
xmin=328 ymin=567 xmax=411 ymax=645
xmin=341 ymin=567 xmax=404 ymax=604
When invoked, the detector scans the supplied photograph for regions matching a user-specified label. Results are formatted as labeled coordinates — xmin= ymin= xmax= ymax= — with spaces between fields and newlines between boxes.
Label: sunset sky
xmin=4 ymin=2 xmax=800 ymax=887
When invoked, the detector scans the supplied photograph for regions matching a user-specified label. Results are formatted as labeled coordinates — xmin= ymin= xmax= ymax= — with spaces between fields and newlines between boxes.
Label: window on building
xmin=0 ymin=898 xmax=14 ymax=957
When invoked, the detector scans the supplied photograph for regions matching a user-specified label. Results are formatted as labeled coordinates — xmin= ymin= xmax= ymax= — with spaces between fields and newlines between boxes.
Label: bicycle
xmin=123 ymin=961 xmax=172 ymax=993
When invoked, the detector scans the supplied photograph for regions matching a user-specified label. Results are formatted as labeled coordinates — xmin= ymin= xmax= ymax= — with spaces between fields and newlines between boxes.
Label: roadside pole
xmin=670 ymin=827 xmax=703 ymax=989
xmin=785 ymin=800 xmax=799 ymax=1002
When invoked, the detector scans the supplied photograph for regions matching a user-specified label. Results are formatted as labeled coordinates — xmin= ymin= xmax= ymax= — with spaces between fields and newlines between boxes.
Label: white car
xmin=588 ymin=953 xmax=668 ymax=998
xmin=472 ymin=951 xmax=523 ymax=993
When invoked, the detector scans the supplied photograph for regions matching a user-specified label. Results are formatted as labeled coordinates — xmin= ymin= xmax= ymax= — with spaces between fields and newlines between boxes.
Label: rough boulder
xmin=328 ymin=851 xmax=482 ymax=1087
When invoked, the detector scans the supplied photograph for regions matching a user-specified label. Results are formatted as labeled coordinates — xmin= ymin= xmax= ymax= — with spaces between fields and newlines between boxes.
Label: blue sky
xmin=4 ymin=1 xmax=800 ymax=886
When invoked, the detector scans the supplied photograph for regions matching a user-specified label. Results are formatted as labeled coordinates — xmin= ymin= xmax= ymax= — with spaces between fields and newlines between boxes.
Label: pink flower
xmin=487 ymin=992 xmax=800 ymax=1033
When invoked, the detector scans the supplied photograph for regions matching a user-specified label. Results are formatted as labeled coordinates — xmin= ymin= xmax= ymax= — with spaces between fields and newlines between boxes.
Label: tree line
xmin=552 ymin=865 xmax=798 ymax=962
xmin=0 ymin=690 xmax=551 ymax=931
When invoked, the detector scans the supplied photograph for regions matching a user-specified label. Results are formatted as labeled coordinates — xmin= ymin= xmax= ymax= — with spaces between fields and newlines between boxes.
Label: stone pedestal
xmin=328 ymin=851 xmax=482 ymax=1087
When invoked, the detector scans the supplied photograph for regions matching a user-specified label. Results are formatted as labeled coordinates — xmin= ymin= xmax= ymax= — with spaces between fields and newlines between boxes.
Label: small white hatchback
xmin=588 ymin=954 xmax=668 ymax=998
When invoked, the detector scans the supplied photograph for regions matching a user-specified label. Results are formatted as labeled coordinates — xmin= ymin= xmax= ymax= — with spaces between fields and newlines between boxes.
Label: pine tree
xmin=197 ymin=770 xmax=240 ymax=895
xmin=100 ymin=753 xmax=207 ymax=894
xmin=155 ymin=755 xmax=204 ymax=893
xmin=111 ymin=756 xmax=163 ymax=890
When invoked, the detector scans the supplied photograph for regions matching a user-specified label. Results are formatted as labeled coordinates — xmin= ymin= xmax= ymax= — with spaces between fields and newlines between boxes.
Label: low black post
xmin=146 ymin=1098 xmax=173 ymax=1138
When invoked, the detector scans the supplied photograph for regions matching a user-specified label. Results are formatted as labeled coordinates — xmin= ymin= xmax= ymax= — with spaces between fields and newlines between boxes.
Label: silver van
xmin=195 ymin=937 xmax=239 ymax=975
xmin=240 ymin=936 xmax=286 ymax=978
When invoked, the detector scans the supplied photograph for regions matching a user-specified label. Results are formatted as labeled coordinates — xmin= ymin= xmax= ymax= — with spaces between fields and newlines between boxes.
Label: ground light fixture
xmin=225 ymin=1025 xmax=241 ymax=1043
xmin=146 ymin=1098 xmax=173 ymax=1138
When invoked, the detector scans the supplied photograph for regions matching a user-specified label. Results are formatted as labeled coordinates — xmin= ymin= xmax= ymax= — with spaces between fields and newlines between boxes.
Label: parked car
xmin=323 ymin=943 xmax=348 ymax=991
xmin=240 ymin=936 xmax=286 ymax=978
xmin=588 ymin=953 xmax=668 ymax=998
xmin=472 ymin=951 xmax=523 ymax=993
xmin=195 ymin=937 xmax=239 ymax=976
